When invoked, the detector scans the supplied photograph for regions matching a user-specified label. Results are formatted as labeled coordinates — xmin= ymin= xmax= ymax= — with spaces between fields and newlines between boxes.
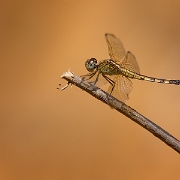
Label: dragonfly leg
xmin=93 ymin=71 xmax=100 ymax=85
xmin=80 ymin=71 xmax=96 ymax=80
xmin=80 ymin=70 xmax=98 ymax=85
xmin=102 ymin=74 xmax=115 ymax=94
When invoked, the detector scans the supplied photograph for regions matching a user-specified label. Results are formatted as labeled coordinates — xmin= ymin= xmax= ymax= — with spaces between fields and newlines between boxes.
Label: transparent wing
xmin=82 ymin=72 xmax=108 ymax=87
xmin=105 ymin=33 xmax=126 ymax=63
xmin=107 ymin=75 xmax=133 ymax=102
xmin=121 ymin=51 xmax=140 ymax=74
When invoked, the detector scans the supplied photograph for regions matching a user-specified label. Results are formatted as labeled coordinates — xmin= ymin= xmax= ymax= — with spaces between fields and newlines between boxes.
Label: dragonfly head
xmin=85 ymin=58 xmax=98 ymax=72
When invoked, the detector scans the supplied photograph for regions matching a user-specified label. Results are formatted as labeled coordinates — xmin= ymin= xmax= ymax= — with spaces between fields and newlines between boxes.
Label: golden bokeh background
xmin=1 ymin=1 xmax=180 ymax=179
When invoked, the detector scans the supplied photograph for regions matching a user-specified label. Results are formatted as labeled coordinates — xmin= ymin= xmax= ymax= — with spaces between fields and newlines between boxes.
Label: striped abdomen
xmin=121 ymin=68 xmax=180 ymax=85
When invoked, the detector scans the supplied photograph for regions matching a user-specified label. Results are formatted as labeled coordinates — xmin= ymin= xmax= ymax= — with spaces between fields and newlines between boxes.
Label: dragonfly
xmin=82 ymin=33 xmax=180 ymax=102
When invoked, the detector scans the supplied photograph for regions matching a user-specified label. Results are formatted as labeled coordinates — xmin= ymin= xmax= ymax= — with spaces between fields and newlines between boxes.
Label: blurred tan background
xmin=1 ymin=0 xmax=180 ymax=179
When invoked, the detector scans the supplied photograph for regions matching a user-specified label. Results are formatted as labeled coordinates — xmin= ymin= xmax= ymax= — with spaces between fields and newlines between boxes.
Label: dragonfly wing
xmin=107 ymin=75 xmax=133 ymax=102
xmin=121 ymin=51 xmax=140 ymax=74
xmin=105 ymin=34 xmax=126 ymax=63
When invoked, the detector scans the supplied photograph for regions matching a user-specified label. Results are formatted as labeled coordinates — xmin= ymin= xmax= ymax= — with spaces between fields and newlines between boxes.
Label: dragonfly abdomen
xmin=121 ymin=68 xmax=180 ymax=85
xmin=131 ymin=72 xmax=180 ymax=85
xmin=136 ymin=75 xmax=180 ymax=85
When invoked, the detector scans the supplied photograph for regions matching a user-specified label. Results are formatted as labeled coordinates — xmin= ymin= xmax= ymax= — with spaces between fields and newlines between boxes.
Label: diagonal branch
xmin=59 ymin=70 xmax=180 ymax=154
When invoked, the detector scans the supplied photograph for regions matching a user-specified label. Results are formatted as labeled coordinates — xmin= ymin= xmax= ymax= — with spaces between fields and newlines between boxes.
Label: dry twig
xmin=59 ymin=70 xmax=180 ymax=154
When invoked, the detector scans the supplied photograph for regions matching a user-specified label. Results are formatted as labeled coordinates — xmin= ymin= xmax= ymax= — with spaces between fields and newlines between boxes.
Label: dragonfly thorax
xmin=98 ymin=59 xmax=122 ymax=75
xmin=85 ymin=58 xmax=98 ymax=72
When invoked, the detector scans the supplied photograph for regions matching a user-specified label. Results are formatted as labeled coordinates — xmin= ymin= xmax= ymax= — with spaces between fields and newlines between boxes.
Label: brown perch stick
xmin=59 ymin=70 xmax=180 ymax=154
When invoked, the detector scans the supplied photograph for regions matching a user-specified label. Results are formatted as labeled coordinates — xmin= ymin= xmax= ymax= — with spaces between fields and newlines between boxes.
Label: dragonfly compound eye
xmin=85 ymin=58 xmax=98 ymax=72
